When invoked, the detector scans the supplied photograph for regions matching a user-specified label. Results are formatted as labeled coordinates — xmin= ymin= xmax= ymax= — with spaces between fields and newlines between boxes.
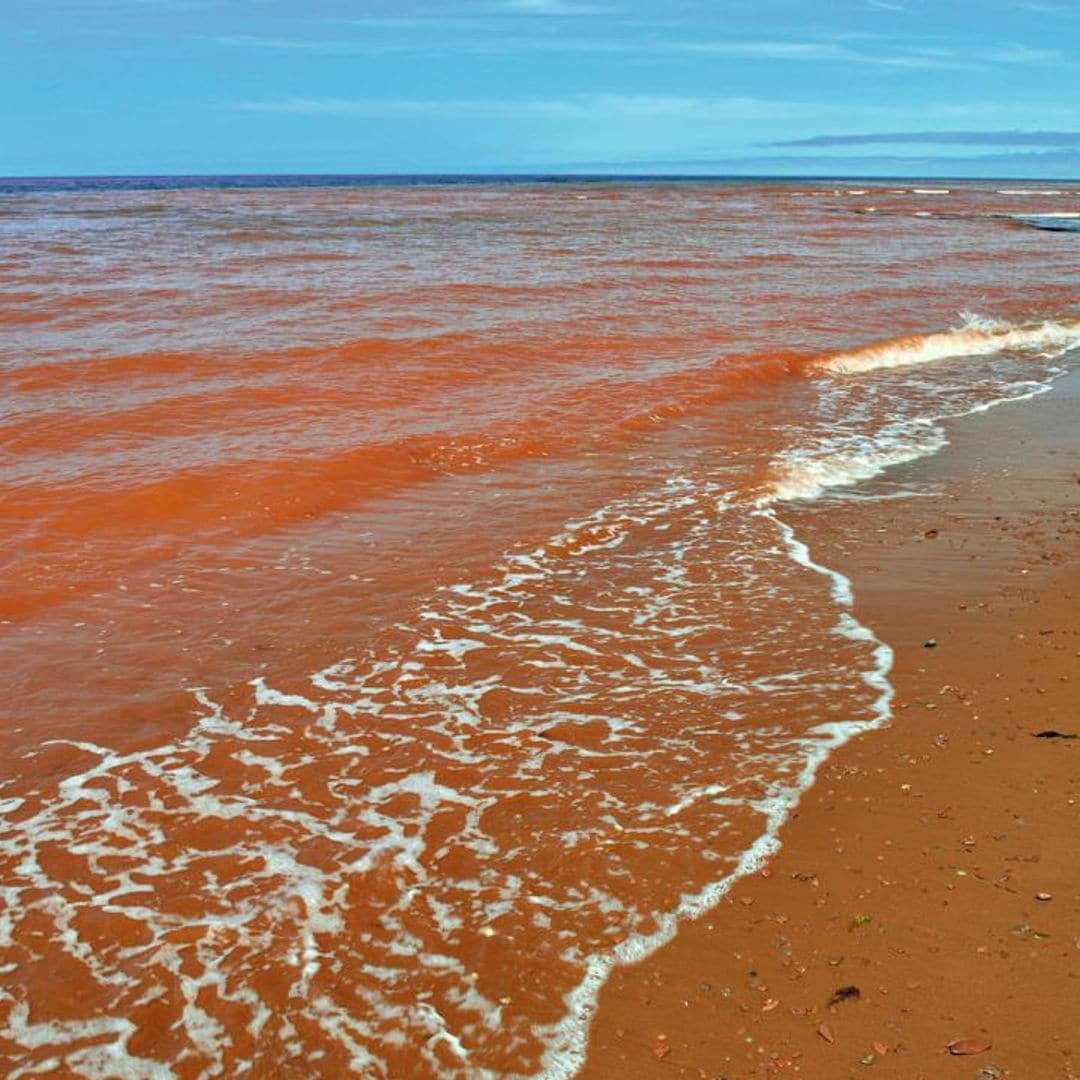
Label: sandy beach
xmin=581 ymin=370 xmax=1080 ymax=1080
xmin=4 ymin=176 xmax=1078 ymax=1077
xmin=8 ymin=0 xmax=1080 ymax=1070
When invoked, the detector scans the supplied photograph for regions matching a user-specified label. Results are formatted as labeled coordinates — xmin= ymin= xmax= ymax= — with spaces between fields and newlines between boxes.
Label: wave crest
xmin=818 ymin=314 xmax=1080 ymax=375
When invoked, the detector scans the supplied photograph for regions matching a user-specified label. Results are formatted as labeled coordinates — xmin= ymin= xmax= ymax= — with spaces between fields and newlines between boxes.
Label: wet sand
xmin=580 ymin=369 xmax=1080 ymax=1079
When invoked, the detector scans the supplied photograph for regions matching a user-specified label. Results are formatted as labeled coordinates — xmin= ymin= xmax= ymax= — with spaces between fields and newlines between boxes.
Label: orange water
xmin=1 ymin=179 xmax=1077 ymax=1077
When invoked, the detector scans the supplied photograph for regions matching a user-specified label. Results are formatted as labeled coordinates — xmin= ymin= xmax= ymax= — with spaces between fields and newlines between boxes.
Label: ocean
xmin=1 ymin=176 xmax=1078 ymax=1078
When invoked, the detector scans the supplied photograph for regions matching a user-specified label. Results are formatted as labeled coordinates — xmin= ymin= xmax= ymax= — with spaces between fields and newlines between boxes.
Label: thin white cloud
xmin=686 ymin=38 xmax=1063 ymax=68
xmin=996 ymin=0 xmax=1077 ymax=13
xmin=680 ymin=39 xmax=946 ymax=68
xmin=228 ymin=93 xmax=1080 ymax=133
xmin=684 ymin=40 xmax=851 ymax=60
xmin=978 ymin=43 xmax=1061 ymax=63
xmin=230 ymin=94 xmax=791 ymax=120
xmin=497 ymin=0 xmax=613 ymax=12
xmin=205 ymin=31 xmax=1066 ymax=70
xmin=213 ymin=35 xmax=336 ymax=52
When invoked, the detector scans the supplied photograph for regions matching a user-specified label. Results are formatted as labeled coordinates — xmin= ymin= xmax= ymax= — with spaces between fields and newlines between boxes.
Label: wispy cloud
xmin=204 ymin=30 xmax=1065 ymax=70
xmin=677 ymin=39 xmax=950 ymax=68
xmin=768 ymin=130 xmax=1080 ymax=147
xmin=213 ymin=34 xmax=343 ymax=52
xmin=682 ymin=38 xmax=1062 ymax=69
xmin=496 ymin=0 xmax=613 ymax=12
xmin=689 ymin=39 xmax=1063 ymax=68
xmin=997 ymin=0 xmax=1078 ymax=13
xmin=230 ymin=94 xmax=793 ymax=120
xmin=229 ymin=96 xmax=1080 ymax=136
xmin=978 ymin=43 xmax=1061 ymax=63
xmin=683 ymin=41 xmax=851 ymax=60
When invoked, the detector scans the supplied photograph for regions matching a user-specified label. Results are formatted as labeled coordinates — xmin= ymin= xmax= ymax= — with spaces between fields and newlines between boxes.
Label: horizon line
xmin=4 ymin=170 xmax=1080 ymax=185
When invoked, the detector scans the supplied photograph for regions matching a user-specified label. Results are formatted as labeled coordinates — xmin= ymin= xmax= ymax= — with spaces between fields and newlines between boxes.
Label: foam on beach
xmin=4 ymin=317 xmax=1073 ymax=1077
xmin=4 ymin=178 xmax=1080 ymax=1078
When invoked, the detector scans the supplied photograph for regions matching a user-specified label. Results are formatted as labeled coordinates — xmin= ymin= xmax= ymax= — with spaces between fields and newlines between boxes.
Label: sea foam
xmin=818 ymin=314 xmax=1080 ymax=375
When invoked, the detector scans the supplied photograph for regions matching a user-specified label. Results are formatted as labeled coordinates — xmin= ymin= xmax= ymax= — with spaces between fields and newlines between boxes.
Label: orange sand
xmin=580 ymin=372 xmax=1080 ymax=1080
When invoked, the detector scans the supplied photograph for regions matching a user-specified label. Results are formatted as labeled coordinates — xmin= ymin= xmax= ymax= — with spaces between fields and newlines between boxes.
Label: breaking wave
xmin=818 ymin=314 xmax=1080 ymax=375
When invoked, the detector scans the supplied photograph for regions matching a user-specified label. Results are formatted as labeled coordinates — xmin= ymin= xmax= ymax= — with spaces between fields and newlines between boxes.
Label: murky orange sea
xmin=1 ymin=178 xmax=1078 ymax=1077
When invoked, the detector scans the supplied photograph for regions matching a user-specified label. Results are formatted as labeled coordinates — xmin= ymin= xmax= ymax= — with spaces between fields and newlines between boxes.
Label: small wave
xmin=766 ymin=425 xmax=946 ymax=503
xmin=817 ymin=314 xmax=1080 ymax=375
xmin=765 ymin=365 xmax=1063 ymax=506
xmin=1011 ymin=213 xmax=1080 ymax=234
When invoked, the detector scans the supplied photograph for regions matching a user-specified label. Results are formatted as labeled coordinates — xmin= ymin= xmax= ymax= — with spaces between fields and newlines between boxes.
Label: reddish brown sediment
xmin=5 ymin=182 xmax=1078 ymax=744
xmin=579 ymin=371 xmax=1080 ymax=1080
xmin=3 ymin=180 xmax=1080 ymax=1076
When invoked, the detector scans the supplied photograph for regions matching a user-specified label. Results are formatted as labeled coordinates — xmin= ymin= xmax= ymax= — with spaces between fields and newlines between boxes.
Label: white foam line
xmin=534 ymin=508 xmax=894 ymax=1080
xmin=662 ymin=783 xmax=729 ymax=818
xmin=765 ymin=367 xmax=1066 ymax=511
xmin=538 ymin=361 xmax=1077 ymax=1080
xmin=766 ymin=426 xmax=947 ymax=503
xmin=958 ymin=376 xmax=1055 ymax=415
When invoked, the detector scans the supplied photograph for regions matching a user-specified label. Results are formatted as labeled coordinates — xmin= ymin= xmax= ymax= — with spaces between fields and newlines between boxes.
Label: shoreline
xmin=578 ymin=367 xmax=1080 ymax=1079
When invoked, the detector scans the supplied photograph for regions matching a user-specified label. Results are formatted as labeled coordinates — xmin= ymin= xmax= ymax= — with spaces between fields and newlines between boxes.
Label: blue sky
xmin=4 ymin=0 xmax=1080 ymax=177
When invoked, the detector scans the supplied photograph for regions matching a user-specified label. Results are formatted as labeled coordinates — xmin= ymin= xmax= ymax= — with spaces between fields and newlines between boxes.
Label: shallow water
xmin=1 ymin=178 xmax=1078 ymax=1077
